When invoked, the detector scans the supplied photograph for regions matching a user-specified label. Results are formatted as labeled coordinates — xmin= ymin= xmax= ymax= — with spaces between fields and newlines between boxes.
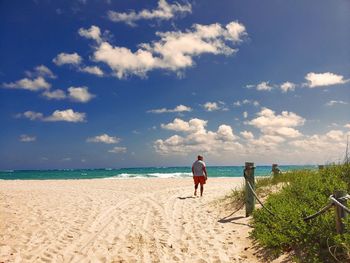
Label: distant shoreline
xmin=0 ymin=165 xmax=316 ymax=180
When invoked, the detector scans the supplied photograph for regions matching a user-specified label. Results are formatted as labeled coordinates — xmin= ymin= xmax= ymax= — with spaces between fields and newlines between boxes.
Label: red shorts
xmin=193 ymin=176 xmax=206 ymax=185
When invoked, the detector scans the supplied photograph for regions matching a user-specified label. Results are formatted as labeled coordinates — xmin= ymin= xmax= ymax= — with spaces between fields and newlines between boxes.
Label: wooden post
xmin=334 ymin=190 xmax=347 ymax=234
xmin=245 ymin=162 xmax=255 ymax=217
xmin=272 ymin=164 xmax=280 ymax=176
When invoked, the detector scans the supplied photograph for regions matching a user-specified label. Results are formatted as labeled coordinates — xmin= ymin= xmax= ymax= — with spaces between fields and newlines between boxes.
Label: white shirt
xmin=192 ymin=160 xmax=206 ymax=176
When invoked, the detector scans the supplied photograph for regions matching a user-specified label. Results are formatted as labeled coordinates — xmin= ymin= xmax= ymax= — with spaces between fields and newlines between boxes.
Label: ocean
xmin=0 ymin=165 xmax=316 ymax=180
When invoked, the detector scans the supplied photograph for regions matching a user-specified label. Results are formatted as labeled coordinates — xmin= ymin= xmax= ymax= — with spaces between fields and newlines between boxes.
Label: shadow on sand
xmin=177 ymin=196 xmax=195 ymax=200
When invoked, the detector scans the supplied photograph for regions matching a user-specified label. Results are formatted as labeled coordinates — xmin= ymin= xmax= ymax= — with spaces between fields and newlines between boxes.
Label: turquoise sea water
xmin=0 ymin=165 xmax=316 ymax=180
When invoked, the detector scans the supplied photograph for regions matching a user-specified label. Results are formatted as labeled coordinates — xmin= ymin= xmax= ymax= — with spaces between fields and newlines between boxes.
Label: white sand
xmin=0 ymin=178 xmax=271 ymax=262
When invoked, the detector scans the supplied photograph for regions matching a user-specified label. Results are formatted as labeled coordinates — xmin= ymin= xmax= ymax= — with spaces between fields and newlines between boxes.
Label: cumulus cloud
xmin=82 ymin=21 xmax=247 ymax=78
xmin=325 ymin=100 xmax=348 ymax=106
xmin=68 ymin=86 xmax=95 ymax=103
xmin=25 ymin=65 xmax=56 ymax=79
xmin=148 ymin=104 xmax=192 ymax=113
xmin=78 ymin=25 xmax=102 ymax=43
xmin=19 ymin=134 xmax=36 ymax=142
xmin=152 ymin=108 xmax=349 ymax=164
xmin=155 ymin=118 xmax=241 ymax=155
xmin=216 ymin=125 xmax=237 ymax=141
xmin=17 ymin=109 xmax=86 ymax=122
xmin=79 ymin=66 xmax=104 ymax=76
xmin=16 ymin=111 xmax=44 ymax=120
xmin=3 ymin=77 xmax=51 ymax=91
xmin=305 ymin=72 xmax=348 ymax=88
xmin=256 ymin=81 xmax=273 ymax=91
xmin=53 ymin=52 xmax=82 ymax=66
xmin=202 ymin=101 xmax=227 ymax=112
xmin=290 ymin=130 xmax=349 ymax=159
xmin=280 ymin=81 xmax=296 ymax=93
xmin=42 ymin=89 xmax=66 ymax=100
xmin=87 ymin=134 xmax=120 ymax=144
xmin=45 ymin=109 xmax=86 ymax=122
xmin=107 ymin=0 xmax=192 ymax=26
xmin=240 ymin=131 xmax=254 ymax=140
xmin=108 ymin=146 xmax=127 ymax=154
xmin=203 ymin=102 xmax=219 ymax=112
xmin=247 ymin=107 xmax=305 ymax=139
xmin=243 ymin=111 xmax=248 ymax=118
xmin=41 ymin=87 xmax=95 ymax=102
xmin=161 ymin=118 xmax=207 ymax=133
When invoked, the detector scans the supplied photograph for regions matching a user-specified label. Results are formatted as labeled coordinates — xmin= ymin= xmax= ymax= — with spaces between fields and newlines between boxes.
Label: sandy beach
xmin=0 ymin=178 xmax=266 ymax=263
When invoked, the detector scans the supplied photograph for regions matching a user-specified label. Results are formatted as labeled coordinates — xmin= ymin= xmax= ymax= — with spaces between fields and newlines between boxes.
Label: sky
xmin=0 ymin=0 xmax=349 ymax=169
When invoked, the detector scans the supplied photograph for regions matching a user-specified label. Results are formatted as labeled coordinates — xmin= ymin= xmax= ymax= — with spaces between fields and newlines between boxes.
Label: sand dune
xmin=0 ymin=178 xmax=268 ymax=262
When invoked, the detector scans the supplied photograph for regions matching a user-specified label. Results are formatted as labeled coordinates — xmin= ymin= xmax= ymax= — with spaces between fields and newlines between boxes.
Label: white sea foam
xmin=103 ymin=172 xmax=192 ymax=179
xmin=147 ymin=172 xmax=192 ymax=178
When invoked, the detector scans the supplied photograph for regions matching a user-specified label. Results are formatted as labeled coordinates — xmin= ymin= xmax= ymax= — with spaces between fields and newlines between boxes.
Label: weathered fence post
xmin=245 ymin=162 xmax=255 ymax=217
xmin=334 ymin=190 xmax=347 ymax=234
xmin=272 ymin=164 xmax=280 ymax=176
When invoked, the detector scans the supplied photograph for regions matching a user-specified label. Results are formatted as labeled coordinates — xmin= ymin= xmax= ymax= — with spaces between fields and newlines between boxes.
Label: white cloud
xmin=203 ymin=102 xmax=219 ymax=111
xmin=290 ymin=130 xmax=350 ymax=161
xmin=152 ymin=111 xmax=350 ymax=164
xmin=16 ymin=111 xmax=44 ymax=120
xmin=68 ymin=86 xmax=95 ymax=103
xmin=243 ymin=111 xmax=248 ymax=118
xmin=108 ymin=146 xmax=127 ymax=153
xmin=247 ymin=107 xmax=305 ymax=139
xmin=148 ymin=104 xmax=192 ymax=113
xmin=325 ymin=100 xmax=348 ymax=106
xmin=3 ymin=77 xmax=51 ymax=91
xmin=78 ymin=25 xmax=102 ymax=43
xmin=305 ymin=72 xmax=348 ymax=88
xmin=161 ymin=118 xmax=207 ymax=133
xmin=256 ymin=81 xmax=273 ymax=91
xmin=26 ymin=65 xmax=56 ymax=79
xmin=44 ymin=109 xmax=86 ymax=122
xmin=42 ymin=89 xmax=66 ymax=100
xmin=240 ymin=131 xmax=254 ymax=140
xmin=216 ymin=125 xmax=237 ymax=141
xmin=86 ymin=21 xmax=247 ymax=78
xmin=41 ymin=87 xmax=95 ymax=102
xmin=155 ymin=118 xmax=241 ymax=155
xmin=53 ymin=52 xmax=82 ymax=66
xmin=79 ymin=66 xmax=104 ymax=76
xmin=19 ymin=134 xmax=36 ymax=142
xmin=87 ymin=134 xmax=120 ymax=144
xmin=280 ymin=81 xmax=296 ymax=93
xmin=18 ymin=109 xmax=86 ymax=122
xmin=34 ymin=65 xmax=56 ymax=78
xmin=107 ymin=0 xmax=192 ymax=26
xmin=248 ymin=108 xmax=305 ymax=130
xmin=233 ymin=99 xmax=259 ymax=107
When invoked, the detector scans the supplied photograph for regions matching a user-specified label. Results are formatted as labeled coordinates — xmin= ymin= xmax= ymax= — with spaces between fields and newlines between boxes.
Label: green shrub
xmin=252 ymin=166 xmax=350 ymax=262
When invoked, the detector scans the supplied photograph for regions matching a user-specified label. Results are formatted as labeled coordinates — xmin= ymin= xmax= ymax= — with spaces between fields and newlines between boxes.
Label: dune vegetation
xmin=227 ymin=162 xmax=350 ymax=262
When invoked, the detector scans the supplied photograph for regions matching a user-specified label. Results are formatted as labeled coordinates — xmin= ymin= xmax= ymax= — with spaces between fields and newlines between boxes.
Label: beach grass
xmin=249 ymin=165 xmax=350 ymax=262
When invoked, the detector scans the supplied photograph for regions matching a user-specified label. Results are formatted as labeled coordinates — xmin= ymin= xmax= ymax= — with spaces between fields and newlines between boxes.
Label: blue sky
xmin=0 ymin=0 xmax=349 ymax=169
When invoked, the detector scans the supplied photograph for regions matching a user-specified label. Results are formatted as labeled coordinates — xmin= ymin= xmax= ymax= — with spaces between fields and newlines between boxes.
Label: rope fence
xmin=242 ymin=162 xmax=350 ymax=234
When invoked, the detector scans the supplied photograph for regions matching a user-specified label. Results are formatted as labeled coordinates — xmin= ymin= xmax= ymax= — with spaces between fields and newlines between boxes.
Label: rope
xmin=246 ymin=180 xmax=276 ymax=217
xmin=243 ymin=167 xmax=350 ymax=223
xmin=339 ymin=194 xmax=350 ymax=201
xmin=330 ymin=196 xmax=350 ymax=213
xmin=303 ymin=202 xmax=333 ymax=221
